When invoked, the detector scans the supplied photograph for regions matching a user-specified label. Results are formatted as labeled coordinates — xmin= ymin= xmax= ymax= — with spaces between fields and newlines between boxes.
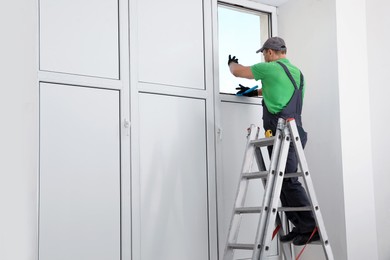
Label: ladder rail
xmin=258 ymin=126 xmax=293 ymax=259
xmin=251 ymin=127 xmax=285 ymax=260
xmin=223 ymin=125 xmax=260 ymax=260
xmin=287 ymin=120 xmax=334 ymax=260
xmin=254 ymin=147 xmax=293 ymax=260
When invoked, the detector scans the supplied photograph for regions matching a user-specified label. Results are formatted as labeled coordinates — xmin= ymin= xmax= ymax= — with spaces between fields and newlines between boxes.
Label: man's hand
xmin=228 ymin=55 xmax=239 ymax=66
xmin=235 ymin=84 xmax=258 ymax=97
xmin=235 ymin=84 xmax=250 ymax=94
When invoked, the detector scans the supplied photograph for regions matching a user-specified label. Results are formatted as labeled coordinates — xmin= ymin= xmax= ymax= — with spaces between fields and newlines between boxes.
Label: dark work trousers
xmin=266 ymin=131 xmax=316 ymax=233
xmin=262 ymin=61 xmax=316 ymax=233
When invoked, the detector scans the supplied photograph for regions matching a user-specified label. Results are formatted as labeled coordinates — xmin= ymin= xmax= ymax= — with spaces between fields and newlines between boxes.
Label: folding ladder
xmin=223 ymin=118 xmax=334 ymax=260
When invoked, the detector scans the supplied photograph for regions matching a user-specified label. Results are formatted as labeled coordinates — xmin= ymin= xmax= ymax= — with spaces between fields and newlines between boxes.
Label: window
xmin=218 ymin=4 xmax=271 ymax=94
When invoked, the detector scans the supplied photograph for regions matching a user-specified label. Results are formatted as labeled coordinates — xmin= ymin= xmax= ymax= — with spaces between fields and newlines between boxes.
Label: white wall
xmin=0 ymin=1 xmax=38 ymax=260
xmin=278 ymin=0 xmax=346 ymax=259
xmin=366 ymin=1 xmax=390 ymax=259
xmin=280 ymin=0 xmax=380 ymax=259
xmin=335 ymin=0 xmax=378 ymax=259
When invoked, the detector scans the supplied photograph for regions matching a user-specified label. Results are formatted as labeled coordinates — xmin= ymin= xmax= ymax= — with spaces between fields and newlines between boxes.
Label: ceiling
xmin=250 ymin=0 xmax=289 ymax=7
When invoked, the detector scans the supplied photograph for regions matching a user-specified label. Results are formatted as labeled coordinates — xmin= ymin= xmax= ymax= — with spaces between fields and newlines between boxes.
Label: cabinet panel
xmin=39 ymin=0 xmax=119 ymax=78
xmin=39 ymin=83 xmax=120 ymax=260
xmin=137 ymin=0 xmax=205 ymax=89
xmin=138 ymin=93 xmax=209 ymax=260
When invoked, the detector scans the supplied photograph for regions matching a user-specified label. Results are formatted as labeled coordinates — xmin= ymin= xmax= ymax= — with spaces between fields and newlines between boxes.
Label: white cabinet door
xmin=138 ymin=93 xmax=209 ymax=260
xmin=39 ymin=83 xmax=120 ymax=260
xmin=39 ymin=0 xmax=119 ymax=78
xmin=137 ymin=0 xmax=204 ymax=89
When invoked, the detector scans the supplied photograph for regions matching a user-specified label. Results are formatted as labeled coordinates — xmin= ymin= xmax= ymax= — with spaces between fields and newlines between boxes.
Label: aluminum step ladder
xmin=223 ymin=118 xmax=334 ymax=260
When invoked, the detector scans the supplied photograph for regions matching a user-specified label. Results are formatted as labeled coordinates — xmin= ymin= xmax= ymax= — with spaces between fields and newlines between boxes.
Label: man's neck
xmin=272 ymin=54 xmax=286 ymax=61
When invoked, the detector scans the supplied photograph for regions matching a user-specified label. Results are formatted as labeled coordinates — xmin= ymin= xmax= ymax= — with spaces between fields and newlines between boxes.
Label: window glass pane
xmin=218 ymin=5 xmax=270 ymax=94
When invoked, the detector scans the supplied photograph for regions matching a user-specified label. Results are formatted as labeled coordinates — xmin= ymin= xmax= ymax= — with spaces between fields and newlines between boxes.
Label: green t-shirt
xmin=250 ymin=58 xmax=304 ymax=114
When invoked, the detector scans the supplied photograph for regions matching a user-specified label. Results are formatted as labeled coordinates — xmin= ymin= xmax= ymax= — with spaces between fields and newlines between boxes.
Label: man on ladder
xmin=228 ymin=36 xmax=319 ymax=246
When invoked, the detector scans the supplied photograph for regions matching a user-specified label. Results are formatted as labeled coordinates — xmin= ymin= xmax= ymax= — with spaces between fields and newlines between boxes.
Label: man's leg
xmin=280 ymin=128 xmax=319 ymax=244
xmin=281 ymin=145 xmax=316 ymax=233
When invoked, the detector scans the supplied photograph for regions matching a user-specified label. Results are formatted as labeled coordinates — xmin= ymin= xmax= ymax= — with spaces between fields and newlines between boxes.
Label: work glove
xmin=236 ymin=84 xmax=258 ymax=97
xmin=228 ymin=55 xmax=239 ymax=65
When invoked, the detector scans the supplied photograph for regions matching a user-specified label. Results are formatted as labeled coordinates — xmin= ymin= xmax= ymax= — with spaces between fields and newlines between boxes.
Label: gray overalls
xmin=262 ymin=61 xmax=316 ymax=234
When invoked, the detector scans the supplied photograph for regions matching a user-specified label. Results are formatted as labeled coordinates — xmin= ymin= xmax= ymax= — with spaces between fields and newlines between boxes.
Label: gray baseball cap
xmin=256 ymin=37 xmax=287 ymax=53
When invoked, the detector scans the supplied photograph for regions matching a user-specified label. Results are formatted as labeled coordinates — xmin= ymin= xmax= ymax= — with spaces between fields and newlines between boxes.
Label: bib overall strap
xmin=276 ymin=61 xmax=304 ymax=90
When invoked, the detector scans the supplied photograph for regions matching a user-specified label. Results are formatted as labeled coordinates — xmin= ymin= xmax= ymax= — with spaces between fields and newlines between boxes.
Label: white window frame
xmin=213 ymin=0 xmax=278 ymax=105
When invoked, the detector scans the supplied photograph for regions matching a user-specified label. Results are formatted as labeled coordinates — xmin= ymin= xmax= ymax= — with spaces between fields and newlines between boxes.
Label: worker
xmin=228 ymin=36 xmax=319 ymax=245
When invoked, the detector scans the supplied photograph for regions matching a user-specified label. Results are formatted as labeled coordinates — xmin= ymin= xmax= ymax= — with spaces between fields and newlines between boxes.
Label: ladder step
xmin=279 ymin=206 xmax=312 ymax=212
xmin=284 ymin=172 xmax=304 ymax=178
xmin=228 ymin=243 xmax=255 ymax=250
xmin=235 ymin=206 xmax=311 ymax=214
xmin=242 ymin=171 xmax=268 ymax=179
xmin=235 ymin=207 xmax=262 ymax=214
xmin=250 ymin=136 xmax=276 ymax=147
xmin=242 ymin=171 xmax=304 ymax=180
xmin=283 ymin=240 xmax=322 ymax=245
